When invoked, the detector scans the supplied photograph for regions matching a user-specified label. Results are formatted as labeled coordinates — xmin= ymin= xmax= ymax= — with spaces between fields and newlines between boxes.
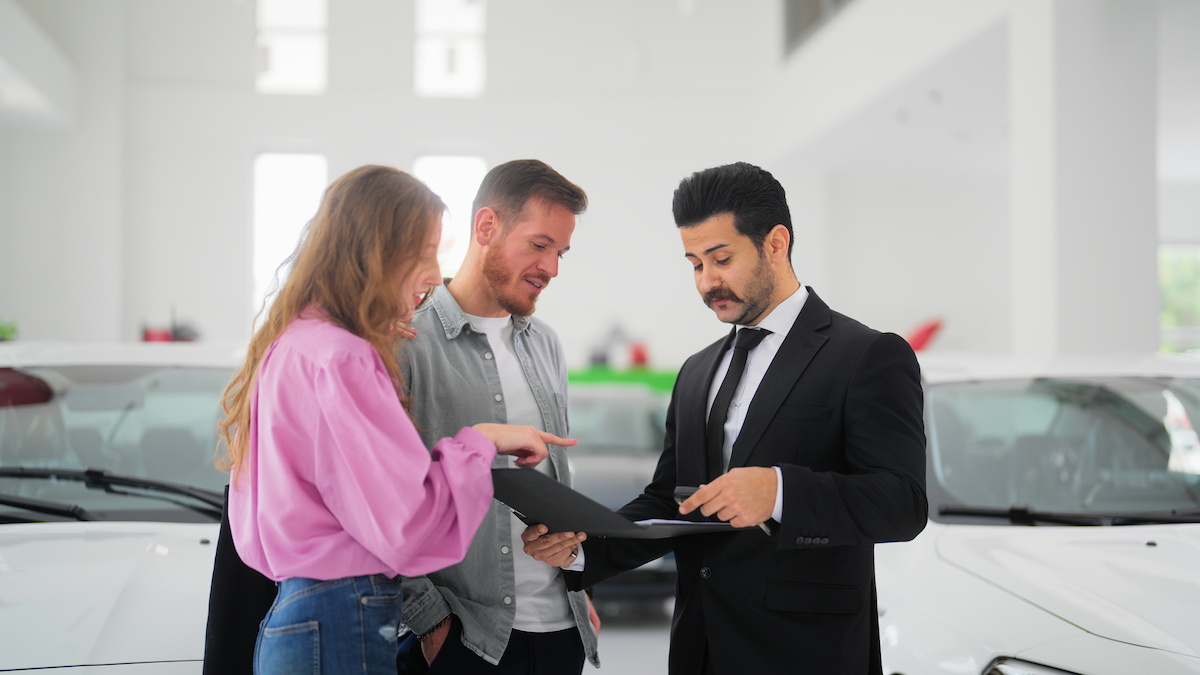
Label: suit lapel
xmin=728 ymin=290 xmax=832 ymax=470
xmin=678 ymin=328 xmax=736 ymax=486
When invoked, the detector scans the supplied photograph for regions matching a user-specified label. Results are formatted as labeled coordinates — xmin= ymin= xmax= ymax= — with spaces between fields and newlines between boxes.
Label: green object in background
xmin=568 ymin=366 xmax=678 ymax=394
xmin=0 ymin=319 xmax=16 ymax=341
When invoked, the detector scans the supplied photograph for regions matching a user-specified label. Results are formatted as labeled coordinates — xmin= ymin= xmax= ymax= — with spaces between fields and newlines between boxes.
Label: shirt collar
xmin=424 ymin=284 xmax=532 ymax=339
xmin=737 ymin=284 xmax=808 ymax=336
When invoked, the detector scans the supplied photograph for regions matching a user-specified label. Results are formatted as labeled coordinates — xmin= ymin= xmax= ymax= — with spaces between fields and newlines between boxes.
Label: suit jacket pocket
xmin=766 ymin=580 xmax=859 ymax=615
xmin=777 ymin=406 xmax=832 ymax=422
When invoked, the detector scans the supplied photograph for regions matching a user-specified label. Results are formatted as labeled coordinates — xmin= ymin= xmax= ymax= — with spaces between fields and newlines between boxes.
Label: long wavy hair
xmin=216 ymin=165 xmax=444 ymax=480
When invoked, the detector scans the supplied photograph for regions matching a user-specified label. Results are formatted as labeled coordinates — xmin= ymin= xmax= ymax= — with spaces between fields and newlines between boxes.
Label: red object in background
xmin=629 ymin=342 xmax=649 ymax=367
xmin=905 ymin=318 xmax=943 ymax=352
xmin=0 ymin=368 xmax=53 ymax=406
xmin=143 ymin=328 xmax=173 ymax=342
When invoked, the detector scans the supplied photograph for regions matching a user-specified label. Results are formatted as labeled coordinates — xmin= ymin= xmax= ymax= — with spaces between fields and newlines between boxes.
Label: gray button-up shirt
xmin=397 ymin=285 xmax=598 ymax=667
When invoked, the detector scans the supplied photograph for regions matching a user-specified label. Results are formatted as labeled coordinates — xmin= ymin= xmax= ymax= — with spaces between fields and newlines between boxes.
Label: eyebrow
xmin=684 ymin=243 xmax=730 ymax=259
xmin=533 ymin=234 xmax=570 ymax=253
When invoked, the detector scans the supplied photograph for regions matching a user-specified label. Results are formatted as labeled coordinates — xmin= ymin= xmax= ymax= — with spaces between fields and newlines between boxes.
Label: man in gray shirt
xmin=397 ymin=159 xmax=598 ymax=674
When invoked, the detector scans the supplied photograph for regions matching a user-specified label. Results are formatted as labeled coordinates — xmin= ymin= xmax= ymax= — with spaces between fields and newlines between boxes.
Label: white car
xmin=0 ymin=342 xmax=241 ymax=673
xmin=877 ymin=353 xmax=1200 ymax=675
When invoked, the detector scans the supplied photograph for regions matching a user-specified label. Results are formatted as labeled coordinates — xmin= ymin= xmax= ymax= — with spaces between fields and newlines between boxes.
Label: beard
xmin=482 ymin=245 xmax=550 ymax=317
xmin=704 ymin=251 xmax=775 ymax=325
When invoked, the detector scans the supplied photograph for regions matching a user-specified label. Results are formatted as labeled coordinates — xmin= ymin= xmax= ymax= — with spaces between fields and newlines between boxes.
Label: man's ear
xmin=474 ymin=207 xmax=501 ymax=246
xmin=766 ymin=224 xmax=791 ymax=262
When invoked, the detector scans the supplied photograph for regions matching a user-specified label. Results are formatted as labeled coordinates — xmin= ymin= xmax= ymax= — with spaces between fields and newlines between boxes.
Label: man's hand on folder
xmin=473 ymin=424 xmax=576 ymax=468
xmin=521 ymin=524 xmax=586 ymax=567
xmin=677 ymin=466 xmax=776 ymax=530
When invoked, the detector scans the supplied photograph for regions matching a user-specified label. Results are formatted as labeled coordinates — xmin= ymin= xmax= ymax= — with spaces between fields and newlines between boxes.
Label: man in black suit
xmin=524 ymin=161 xmax=928 ymax=674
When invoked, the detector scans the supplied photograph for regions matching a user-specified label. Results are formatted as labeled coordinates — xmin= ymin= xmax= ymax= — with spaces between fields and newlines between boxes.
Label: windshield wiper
xmin=1109 ymin=509 xmax=1200 ymax=525
xmin=0 ymin=467 xmax=223 ymax=518
xmin=0 ymin=493 xmax=96 ymax=521
xmin=938 ymin=505 xmax=1104 ymax=526
xmin=938 ymin=504 xmax=1200 ymax=526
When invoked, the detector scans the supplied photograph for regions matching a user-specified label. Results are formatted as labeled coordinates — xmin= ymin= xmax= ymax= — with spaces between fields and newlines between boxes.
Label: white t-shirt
xmin=466 ymin=313 xmax=575 ymax=633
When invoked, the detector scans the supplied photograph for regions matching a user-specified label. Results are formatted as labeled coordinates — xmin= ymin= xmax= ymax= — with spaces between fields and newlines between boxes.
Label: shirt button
xmin=485 ymin=352 xmax=493 ymax=360
xmin=700 ymin=567 xmax=712 ymax=579
xmin=503 ymin=596 xmax=512 ymax=605
xmin=495 ymin=394 xmax=503 ymax=402
xmin=501 ymin=546 xmax=510 ymax=554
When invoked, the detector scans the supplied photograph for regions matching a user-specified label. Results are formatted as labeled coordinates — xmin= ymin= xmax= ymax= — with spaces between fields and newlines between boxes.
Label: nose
xmin=538 ymin=251 xmax=560 ymax=278
xmin=424 ymin=259 xmax=444 ymax=288
xmin=697 ymin=265 xmax=720 ymax=294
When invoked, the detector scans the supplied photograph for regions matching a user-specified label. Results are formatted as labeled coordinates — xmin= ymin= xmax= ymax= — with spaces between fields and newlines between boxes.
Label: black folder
xmin=491 ymin=468 xmax=734 ymax=539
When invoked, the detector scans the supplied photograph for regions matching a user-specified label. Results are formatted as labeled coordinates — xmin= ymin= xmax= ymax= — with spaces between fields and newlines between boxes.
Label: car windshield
xmin=0 ymin=365 xmax=233 ymax=522
xmin=927 ymin=376 xmax=1200 ymax=522
xmin=567 ymin=390 xmax=668 ymax=456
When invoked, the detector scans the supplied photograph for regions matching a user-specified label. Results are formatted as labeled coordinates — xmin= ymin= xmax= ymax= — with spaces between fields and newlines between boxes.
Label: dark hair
xmin=472 ymin=159 xmax=588 ymax=226
xmin=672 ymin=162 xmax=793 ymax=261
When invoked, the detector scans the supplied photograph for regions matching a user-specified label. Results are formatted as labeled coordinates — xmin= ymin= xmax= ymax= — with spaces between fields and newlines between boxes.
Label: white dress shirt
xmin=706 ymin=285 xmax=809 ymax=523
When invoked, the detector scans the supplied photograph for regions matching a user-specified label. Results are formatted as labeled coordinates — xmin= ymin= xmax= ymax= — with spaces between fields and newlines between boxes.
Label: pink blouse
xmin=228 ymin=315 xmax=497 ymax=582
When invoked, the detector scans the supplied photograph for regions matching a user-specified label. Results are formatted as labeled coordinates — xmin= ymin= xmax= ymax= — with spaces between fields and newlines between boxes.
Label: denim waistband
xmin=277 ymin=574 xmax=400 ymax=605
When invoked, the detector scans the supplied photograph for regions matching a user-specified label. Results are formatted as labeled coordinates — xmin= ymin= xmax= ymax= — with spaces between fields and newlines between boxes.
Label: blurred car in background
xmin=566 ymin=380 xmax=675 ymax=618
xmin=0 ymin=342 xmax=239 ymax=674
xmin=877 ymin=354 xmax=1200 ymax=675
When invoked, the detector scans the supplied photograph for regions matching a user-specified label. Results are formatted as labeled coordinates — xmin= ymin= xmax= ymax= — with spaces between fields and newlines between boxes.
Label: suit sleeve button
xmin=795 ymin=537 xmax=804 ymax=545
xmin=820 ymin=538 xmax=829 ymax=545
xmin=700 ymin=567 xmax=712 ymax=579
xmin=803 ymin=537 xmax=813 ymax=545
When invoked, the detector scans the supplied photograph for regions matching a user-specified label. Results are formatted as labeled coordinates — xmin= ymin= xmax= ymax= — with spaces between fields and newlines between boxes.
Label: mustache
xmin=704 ymin=287 xmax=742 ymax=306
xmin=526 ymin=272 xmax=552 ymax=286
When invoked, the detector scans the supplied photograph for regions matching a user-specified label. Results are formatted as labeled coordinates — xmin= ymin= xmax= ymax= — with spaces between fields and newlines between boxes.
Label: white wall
xmin=1 ymin=0 xmax=777 ymax=366
xmin=2 ymin=0 xmax=1197 ymax=363
xmin=824 ymin=172 xmax=1010 ymax=352
xmin=0 ymin=0 xmax=124 ymax=342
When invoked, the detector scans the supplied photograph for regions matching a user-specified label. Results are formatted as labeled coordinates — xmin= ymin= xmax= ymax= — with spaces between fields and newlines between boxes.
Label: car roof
xmin=0 ymin=341 xmax=247 ymax=369
xmin=917 ymin=351 xmax=1200 ymax=384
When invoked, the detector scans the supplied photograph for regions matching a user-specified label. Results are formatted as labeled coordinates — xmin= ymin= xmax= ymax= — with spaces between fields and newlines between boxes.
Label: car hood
xmin=0 ymin=521 xmax=219 ymax=670
xmin=936 ymin=523 xmax=1200 ymax=659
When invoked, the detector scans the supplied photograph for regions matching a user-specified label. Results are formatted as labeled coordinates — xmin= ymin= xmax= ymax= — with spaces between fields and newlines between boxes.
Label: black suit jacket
xmin=573 ymin=289 xmax=927 ymax=675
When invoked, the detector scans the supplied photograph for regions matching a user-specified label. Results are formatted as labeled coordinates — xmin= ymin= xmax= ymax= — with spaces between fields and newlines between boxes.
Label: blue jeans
xmin=255 ymin=575 xmax=402 ymax=675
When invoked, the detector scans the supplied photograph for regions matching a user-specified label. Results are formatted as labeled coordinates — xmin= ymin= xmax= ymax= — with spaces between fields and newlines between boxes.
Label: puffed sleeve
xmin=312 ymin=348 xmax=497 ymax=576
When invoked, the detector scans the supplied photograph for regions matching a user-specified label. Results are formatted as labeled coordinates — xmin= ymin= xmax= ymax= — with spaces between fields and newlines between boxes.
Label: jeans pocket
xmin=257 ymin=620 xmax=319 ymax=675
xmin=361 ymin=575 xmax=402 ymax=606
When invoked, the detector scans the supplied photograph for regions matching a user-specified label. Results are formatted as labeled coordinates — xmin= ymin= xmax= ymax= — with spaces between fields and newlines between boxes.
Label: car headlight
xmin=984 ymin=658 xmax=1083 ymax=675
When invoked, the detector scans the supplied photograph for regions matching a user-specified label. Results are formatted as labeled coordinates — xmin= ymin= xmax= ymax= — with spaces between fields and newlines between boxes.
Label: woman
xmin=216 ymin=165 xmax=570 ymax=674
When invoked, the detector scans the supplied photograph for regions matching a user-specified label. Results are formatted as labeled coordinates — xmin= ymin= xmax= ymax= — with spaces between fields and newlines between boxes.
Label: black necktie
xmin=705 ymin=327 xmax=770 ymax=482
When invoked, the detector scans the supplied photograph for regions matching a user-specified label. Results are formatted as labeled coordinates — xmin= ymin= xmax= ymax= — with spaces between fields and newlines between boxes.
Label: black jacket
xmin=571 ymin=289 xmax=927 ymax=674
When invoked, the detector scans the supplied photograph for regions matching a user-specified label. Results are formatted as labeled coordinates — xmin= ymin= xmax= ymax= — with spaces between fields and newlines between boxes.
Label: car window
xmin=928 ymin=376 xmax=1200 ymax=517
xmin=0 ymin=365 xmax=233 ymax=522
xmin=568 ymin=390 xmax=667 ymax=456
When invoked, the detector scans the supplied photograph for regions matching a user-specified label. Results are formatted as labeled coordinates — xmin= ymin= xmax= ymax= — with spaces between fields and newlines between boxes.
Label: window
xmin=413 ymin=155 xmax=488 ymax=278
xmin=256 ymin=0 xmax=328 ymax=95
xmin=414 ymin=0 xmax=486 ymax=98
xmin=253 ymin=153 xmax=328 ymax=315
xmin=1160 ymin=243 xmax=1200 ymax=353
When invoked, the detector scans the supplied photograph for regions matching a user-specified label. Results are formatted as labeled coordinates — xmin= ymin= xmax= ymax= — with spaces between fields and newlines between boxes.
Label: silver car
xmin=566 ymin=384 xmax=675 ymax=617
